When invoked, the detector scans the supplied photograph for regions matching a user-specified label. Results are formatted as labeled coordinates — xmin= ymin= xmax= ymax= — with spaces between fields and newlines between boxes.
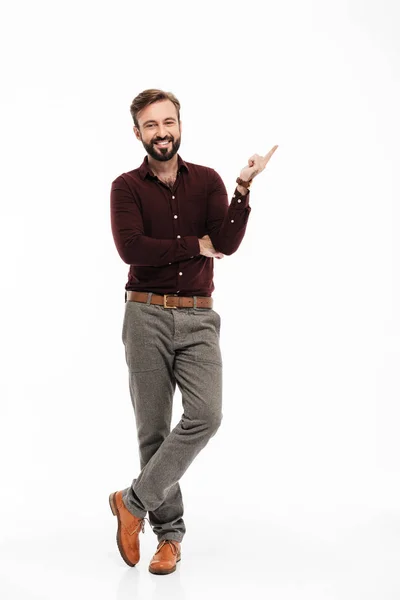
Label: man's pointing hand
xmin=240 ymin=145 xmax=279 ymax=183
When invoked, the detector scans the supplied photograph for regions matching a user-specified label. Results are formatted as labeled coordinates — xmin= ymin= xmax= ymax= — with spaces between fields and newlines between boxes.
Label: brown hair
xmin=130 ymin=89 xmax=181 ymax=130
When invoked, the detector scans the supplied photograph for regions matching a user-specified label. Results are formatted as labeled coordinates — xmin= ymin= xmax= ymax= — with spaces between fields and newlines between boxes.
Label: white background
xmin=1 ymin=0 xmax=399 ymax=598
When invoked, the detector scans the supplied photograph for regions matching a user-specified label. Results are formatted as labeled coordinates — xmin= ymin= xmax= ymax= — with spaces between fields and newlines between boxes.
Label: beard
xmin=141 ymin=134 xmax=181 ymax=162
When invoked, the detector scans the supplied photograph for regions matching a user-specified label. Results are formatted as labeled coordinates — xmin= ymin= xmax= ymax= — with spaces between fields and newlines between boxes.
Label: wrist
xmin=236 ymin=184 xmax=249 ymax=195
xmin=236 ymin=176 xmax=252 ymax=195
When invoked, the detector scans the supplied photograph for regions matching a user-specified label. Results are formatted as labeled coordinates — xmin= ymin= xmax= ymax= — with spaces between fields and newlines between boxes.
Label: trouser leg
xmin=121 ymin=299 xmax=186 ymax=541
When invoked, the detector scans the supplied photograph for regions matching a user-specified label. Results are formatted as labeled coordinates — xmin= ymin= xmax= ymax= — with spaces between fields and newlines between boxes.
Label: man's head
xmin=130 ymin=89 xmax=182 ymax=163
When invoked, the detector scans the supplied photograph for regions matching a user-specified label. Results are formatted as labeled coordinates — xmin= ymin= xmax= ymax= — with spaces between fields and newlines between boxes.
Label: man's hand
xmin=240 ymin=145 xmax=279 ymax=183
xmin=198 ymin=235 xmax=224 ymax=259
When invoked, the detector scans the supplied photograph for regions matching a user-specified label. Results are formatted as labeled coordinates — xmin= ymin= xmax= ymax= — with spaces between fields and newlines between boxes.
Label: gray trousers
xmin=121 ymin=292 xmax=223 ymax=543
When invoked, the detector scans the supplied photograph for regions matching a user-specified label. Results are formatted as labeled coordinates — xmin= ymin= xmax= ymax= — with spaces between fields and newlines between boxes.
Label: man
xmin=109 ymin=88 xmax=278 ymax=575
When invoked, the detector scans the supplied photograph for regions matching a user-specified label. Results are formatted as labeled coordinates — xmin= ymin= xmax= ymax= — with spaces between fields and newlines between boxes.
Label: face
xmin=134 ymin=99 xmax=182 ymax=163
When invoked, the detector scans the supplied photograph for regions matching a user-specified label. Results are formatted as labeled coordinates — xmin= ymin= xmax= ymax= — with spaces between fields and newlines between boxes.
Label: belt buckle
xmin=163 ymin=294 xmax=177 ymax=309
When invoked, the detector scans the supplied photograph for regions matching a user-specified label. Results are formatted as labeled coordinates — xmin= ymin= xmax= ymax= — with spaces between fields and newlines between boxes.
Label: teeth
xmin=156 ymin=141 xmax=169 ymax=145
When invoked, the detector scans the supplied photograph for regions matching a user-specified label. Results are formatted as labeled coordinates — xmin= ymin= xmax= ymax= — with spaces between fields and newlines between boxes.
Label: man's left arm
xmin=205 ymin=168 xmax=252 ymax=256
xmin=206 ymin=146 xmax=279 ymax=255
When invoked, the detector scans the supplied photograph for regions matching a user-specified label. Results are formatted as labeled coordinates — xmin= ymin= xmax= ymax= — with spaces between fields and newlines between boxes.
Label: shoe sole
xmin=149 ymin=555 xmax=181 ymax=575
xmin=109 ymin=491 xmax=137 ymax=567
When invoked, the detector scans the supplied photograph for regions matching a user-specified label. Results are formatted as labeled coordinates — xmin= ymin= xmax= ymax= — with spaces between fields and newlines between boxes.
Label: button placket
xmin=170 ymin=192 xmax=181 ymax=242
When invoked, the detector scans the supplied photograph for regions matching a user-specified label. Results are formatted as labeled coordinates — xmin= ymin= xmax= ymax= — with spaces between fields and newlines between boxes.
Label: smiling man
xmin=109 ymin=88 xmax=278 ymax=575
xmin=136 ymin=102 xmax=182 ymax=185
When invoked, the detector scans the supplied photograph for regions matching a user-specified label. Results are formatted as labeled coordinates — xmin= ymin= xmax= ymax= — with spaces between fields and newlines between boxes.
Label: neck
xmin=148 ymin=154 xmax=178 ymax=177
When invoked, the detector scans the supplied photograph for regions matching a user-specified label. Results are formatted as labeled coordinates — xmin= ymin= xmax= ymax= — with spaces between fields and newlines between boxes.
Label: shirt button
xmin=172 ymin=196 xmax=175 ymax=199
xmin=174 ymin=215 xmax=178 ymax=219
xmin=179 ymin=272 xmax=183 ymax=276
xmin=169 ymin=262 xmax=172 ymax=264
xmin=237 ymin=199 xmax=241 ymax=203
xmin=231 ymin=219 xmax=234 ymax=223
xmin=233 ymin=194 xmax=236 ymax=197
xmin=177 ymin=234 xmax=181 ymax=238
xmin=190 ymin=256 xmax=194 ymax=258
xmin=177 ymin=290 xmax=180 ymax=293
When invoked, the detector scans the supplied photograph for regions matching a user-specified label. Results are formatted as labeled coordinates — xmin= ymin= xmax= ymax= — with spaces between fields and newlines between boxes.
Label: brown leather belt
xmin=126 ymin=290 xmax=213 ymax=309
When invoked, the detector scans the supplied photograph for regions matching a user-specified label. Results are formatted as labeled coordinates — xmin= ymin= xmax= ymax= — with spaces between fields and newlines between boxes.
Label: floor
xmin=1 ymin=504 xmax=399 ymax=600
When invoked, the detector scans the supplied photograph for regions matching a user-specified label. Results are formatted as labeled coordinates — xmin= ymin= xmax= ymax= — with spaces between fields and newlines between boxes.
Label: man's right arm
xmin=110 ymin=176 xmax=200 ymax=266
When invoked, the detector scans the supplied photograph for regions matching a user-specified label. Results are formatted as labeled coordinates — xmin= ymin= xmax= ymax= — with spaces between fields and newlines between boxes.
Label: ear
xmin=133 ymin=126 xmax=141 ymax=140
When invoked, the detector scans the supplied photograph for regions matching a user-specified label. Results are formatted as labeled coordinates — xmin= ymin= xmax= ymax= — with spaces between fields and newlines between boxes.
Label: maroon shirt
xmin=110 ymin=153 xmax=252 ymax=297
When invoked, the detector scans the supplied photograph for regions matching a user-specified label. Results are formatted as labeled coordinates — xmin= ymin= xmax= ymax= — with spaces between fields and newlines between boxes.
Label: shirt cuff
xmin=185 ymin=235 xmax=201 ymax=257
xmin=231 ymin=188 xmax=250 ymax=208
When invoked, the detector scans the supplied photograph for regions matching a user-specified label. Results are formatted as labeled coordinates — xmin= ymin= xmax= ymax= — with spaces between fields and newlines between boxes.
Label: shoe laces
xmin=130 ymin=516 xmax=154 ymax=535
xmin=156 ymin=539 xmax=179 ymax=555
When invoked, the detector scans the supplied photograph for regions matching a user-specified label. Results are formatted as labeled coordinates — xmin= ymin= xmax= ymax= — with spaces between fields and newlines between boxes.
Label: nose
xmin=155 ymin=125 xmax=169 ymax=140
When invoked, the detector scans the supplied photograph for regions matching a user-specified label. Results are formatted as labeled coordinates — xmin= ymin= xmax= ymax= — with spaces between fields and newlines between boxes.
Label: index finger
xmin=263 ymin=145 xmax=279 ymax=162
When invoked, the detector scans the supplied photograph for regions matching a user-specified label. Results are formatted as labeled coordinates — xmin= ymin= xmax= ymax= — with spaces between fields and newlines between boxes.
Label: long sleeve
xmin=206 ymin=168 xmax=252 ymax=255
xmin=110 ymin=176 xmax=200 ymax=266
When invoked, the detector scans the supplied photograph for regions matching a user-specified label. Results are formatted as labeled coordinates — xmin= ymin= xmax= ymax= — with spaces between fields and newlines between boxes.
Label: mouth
xmin=154 ymin=140 xmax=171 ymax=148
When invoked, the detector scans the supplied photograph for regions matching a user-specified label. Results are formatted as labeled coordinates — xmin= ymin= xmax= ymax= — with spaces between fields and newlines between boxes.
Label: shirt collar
xmin=138 ymin=153 xmax=189 ymax=180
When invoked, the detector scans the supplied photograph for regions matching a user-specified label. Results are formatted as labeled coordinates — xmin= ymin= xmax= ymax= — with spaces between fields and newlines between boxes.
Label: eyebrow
xmin=142 ymin=117 xmax=177 ymax=126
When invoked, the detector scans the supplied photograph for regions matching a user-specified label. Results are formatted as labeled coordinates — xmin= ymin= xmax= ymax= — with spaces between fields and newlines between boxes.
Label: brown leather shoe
xmin=109 ymin=490 xmax=146 ymax=566
xmin=149 ymin=539 xmax=181 ymax=575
